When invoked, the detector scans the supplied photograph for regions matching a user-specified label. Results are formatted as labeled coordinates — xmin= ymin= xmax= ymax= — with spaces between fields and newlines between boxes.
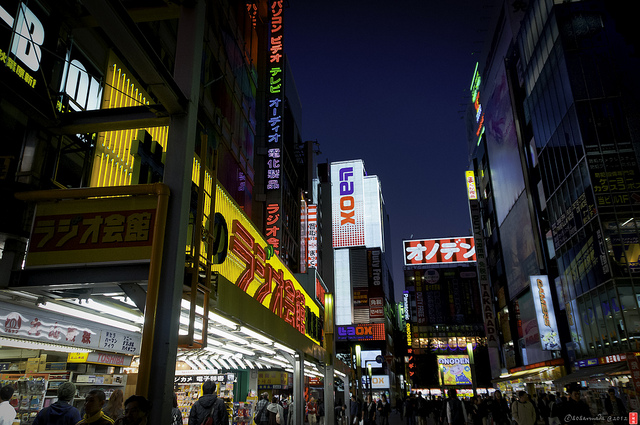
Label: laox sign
xmin=339 ymin=167 xmax=356 ymax=225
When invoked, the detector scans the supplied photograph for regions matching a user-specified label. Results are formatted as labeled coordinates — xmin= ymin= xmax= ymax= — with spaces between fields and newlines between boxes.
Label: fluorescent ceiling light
xmin=39 ymin=302 xmax=141 ymax=333
xmin=274 ymin=342 xmax=296 ymax=354
xmin=0 ymin=337 xmax=93 ymax=353
xmin=209 ymin=311 xmax=238 ymax=329
xmin=217 ymin=358 xmax=230 ymax=369
xmin=210 ymin=357 xmax=223 ymax=369
xmin=203 ymin=345 xmax=235 ymax=357
xmin=70 ymin=299 xmax=144 ymax=323
xmin=224 ymin=344 xmax=255 ymax=356
xmin=227 ymin=357 xmax=239 ymax=369
xmin=209 ymin=327 xmax=247 ymax=345
xmin=240 ymin=326 xmax=274 ymax=344
xmin=249 ymin=343 xmax=276 ymax=355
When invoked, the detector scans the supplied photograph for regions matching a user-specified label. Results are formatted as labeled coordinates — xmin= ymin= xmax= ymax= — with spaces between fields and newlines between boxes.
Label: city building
xmin=401 ymin=236 xmax=489 ymax=396
xmin=466 ymin=0 xmax=640 ymax=399
xmin=0 ymin=0 xmax=345 ymax=422
xmin=324 ymin=159 xmax=400 ymax=400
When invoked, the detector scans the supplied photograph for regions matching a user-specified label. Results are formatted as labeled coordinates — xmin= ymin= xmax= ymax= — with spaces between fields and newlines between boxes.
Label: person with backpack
xmin=32 ymin=382 xmax=82 ymax=425
xmin=255 ymin=393 xmax=270 ymax=425
xmin=445 ymin=389 xmax=467 ymax=425
xmin=267 ymin=397 xmax=284 ymax=425
xmin=188 ymin=380 xmax=228 ymax=425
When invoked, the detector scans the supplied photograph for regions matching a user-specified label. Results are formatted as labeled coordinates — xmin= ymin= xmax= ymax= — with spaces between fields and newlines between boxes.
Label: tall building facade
xmin=325 ymin=159 xmax=399 ymax=399
xmin=0 ymin=1 xmax=337 ymax=421
xmin=467 ymin=0 xmax=640 ymax=394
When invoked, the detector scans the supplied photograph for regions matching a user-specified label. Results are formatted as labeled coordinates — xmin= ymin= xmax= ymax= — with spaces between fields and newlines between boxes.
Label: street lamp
xmin=467 ymin=341 xmax=477 ymax=396
xmin=367 ymin=363 xmax=373 ymax=397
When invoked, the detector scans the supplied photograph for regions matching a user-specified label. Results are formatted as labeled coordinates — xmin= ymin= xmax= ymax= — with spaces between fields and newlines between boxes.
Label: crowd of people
xmin=388 ymin=386 xmax=629 ymax=425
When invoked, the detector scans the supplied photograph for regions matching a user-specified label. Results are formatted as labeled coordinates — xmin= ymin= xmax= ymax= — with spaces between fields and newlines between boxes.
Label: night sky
xmin=284 ymin=1 xmax=493 ymax=299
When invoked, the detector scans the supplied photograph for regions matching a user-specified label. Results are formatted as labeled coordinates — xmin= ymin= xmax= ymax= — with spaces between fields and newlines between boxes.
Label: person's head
xmin=608 ymin=389 xmax=616 ymax=399
xmin=262 ymin=392 xmax=269 ymax=400
xmin=548 ymin=394 xmax=555 ymax=403
xmin=448 ymin=388 xmax=457 ymax=399
xmin=272 ymin=396 xmax=279 ymax=403
xmin=570 ymin=388 xmax=581 ymax=402
xmin=518 ymin=391 xmax=528 ymax=402
xmin=351 ymin=395 xmax=356 ymax=401
xmin=107 ymin=389 xmax=124 ymax=408
xmin=0 ymin=385 xmax=14 ymax=401
xmin=84 ymin=390 xmax=107 ymax=416
xmin=381 ymin=394 xmax=387 ymax=402
xmin=122 ymin=395 xmax=151 ymax=425
xmin=203 ymin=380 xmax=216 ymax=395
xmin=57 ymin=382 xmax=76 ymax=402
xmin=494 ymin=390 xmax=502 ymax=399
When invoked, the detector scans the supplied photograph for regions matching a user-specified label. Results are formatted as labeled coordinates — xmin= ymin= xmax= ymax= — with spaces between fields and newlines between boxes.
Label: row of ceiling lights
xmin=2 ymin=290 xmax=336 ymax=378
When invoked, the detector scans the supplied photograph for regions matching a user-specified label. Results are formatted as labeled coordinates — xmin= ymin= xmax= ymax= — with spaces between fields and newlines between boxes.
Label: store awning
xmin=553 ymin=362 xmax=628 ymax=387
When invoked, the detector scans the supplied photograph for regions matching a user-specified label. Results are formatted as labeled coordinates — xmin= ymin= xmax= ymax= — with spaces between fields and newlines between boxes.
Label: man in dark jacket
xmin=32 ymin=382 xmax=82 ymax=425
xmin=255 ymin=392 xmax=271 ymax=425
xmin=604 ymin=388 xmax=626 ymax=425
xmin=188 ymin=380 xmax=228 ymax=425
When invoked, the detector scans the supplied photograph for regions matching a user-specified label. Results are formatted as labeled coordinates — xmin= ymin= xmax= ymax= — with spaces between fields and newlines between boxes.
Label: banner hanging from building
xmin=529 ymin=275 xmax=561 ymax=350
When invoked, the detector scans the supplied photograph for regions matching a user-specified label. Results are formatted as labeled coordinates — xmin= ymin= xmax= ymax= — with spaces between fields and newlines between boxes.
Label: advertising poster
xmin=529 ymin=275 xmax=561 ymax=350
xmin=437 ymin=355 xmax=472 ymax=386
xmin=500 ymin=194 xmax=539 ymax=300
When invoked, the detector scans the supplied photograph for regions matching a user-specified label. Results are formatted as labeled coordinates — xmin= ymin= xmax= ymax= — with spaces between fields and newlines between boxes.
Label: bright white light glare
xmin=0 ymin=337 xmax=93 ymax=353
xmin=240 ymin=326 xmax=274 ymax=344
xmin=203 ymin=346 xmax=235 ymax=357
xmin=179 ymin=315 xmax=203 ymax=330
xmin=71 ymin=299 xmax=144 ymax=323
xmin=259 ymin=356 xmax=289 ymax=368
xmin=209 ymin=311 xmax=238 ymax=329
xmin=209 ymin=327 xmax=247 ymax=345
xmin=274 ymin=342 xmax=296 ymax=354
xmin=39 ymin=302 xmax=141 ymax=333
xmin=249 ymin=343 xmax=276 ymax=355
xmin=184 ymin=359 xmax=198 ymax=370
xmin=224 ymin=344 xmax=255 ymax=356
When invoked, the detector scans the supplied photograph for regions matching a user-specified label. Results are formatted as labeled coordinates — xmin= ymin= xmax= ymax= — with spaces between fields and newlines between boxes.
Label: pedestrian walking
xmin=308 ymin=397 xmax=319 ymax=425
xmin=188 ymin=380 xmax=228 ymax=425
xmin=377 ymin=395 xmax=390 ymax=425
xmin=77 ymin=390 xmax=114 ymax=425
xmin=559 ymin=387 xmax=590 ymax=425
xmin=114 ymin=395 xmax=151 ymax=425
xmin=415 ymin=393 xmax=427 ymax=425
xmin=511 ymin=392 xmax=536 ymax=425
xmin=490 ymin=391 xmax=511 ymax=425
xmin=268 ymin=397 xmax=285 ymax=425
xmin=32 ymin=382 xmax=81 ymax=425
xmin=350 ymin=395 xmax=362 ymax=425
xmin=103 ymin=389 xmax=125 ymax=421
xmin=604 ymin=388 xmax=627 ymax=425
xmin=363 ymin=395 xmax=377 ymax=425
xmin=445 ymin=389 xmax=467 ymax=425
xmin=255 ymin=393 xmax=271 ymax=425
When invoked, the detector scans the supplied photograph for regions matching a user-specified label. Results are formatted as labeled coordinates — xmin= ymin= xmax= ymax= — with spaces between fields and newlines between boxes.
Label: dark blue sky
xmin=284 ymin=1 xmax=490 ymax=297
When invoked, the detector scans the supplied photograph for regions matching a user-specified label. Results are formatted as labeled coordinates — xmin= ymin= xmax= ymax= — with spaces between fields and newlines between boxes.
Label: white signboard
xmin=331 ymin=160 xmax=366 ymax=248
xmin=530 ymin=275 xmax=561 ymax=350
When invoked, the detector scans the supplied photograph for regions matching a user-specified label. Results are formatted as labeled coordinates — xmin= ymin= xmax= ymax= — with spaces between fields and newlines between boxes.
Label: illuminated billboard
xmin=336 ymin=323 xmax=385 ymax=342
xmin=403 ymin=237 xmax=476 ymax=266
xmin=437 ymin=355 xmax=472 ymax=386
xmin=211 ymin=184 xmax=321 ymax=344
xmin=465 ymin=171 xmax=478 ymax=200
xmin=529 ymin=275 xmax=560 ymax=350
xmin=331 ymin=160 xmax=366 ymax=248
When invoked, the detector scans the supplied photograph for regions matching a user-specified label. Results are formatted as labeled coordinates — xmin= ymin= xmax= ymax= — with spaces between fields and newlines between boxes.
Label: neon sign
xmin=470 ymin=63 xmax=484 ymax=146
xmin=403 ymin=237 xmax=476 ymax=265
xmin=307 ymin=204 xmax=318 ymax=268
xmin=264 ymin=0 xmax=284 ymax=257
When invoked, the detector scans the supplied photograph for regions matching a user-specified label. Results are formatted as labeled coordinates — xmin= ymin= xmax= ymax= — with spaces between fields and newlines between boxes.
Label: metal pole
xmin=145 ymin=1 xmax=205 ymax=423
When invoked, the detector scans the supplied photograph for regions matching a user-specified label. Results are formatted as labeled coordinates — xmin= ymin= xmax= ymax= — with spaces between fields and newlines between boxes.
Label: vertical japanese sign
xmin=367 ymin=248 xmax=384 ymax=319
xmin=469 ymin=198 xmax=499 ymax=348
xmin=307 ymin=204 xmax=318 ymax=269
xmin=529 ymin=275 xmax=561 ymax=350
xmin=331 ymin=160 xmax=366 ymax=248
xmin=626 ymin=353 xmax=640 ymax=409
xmin=265 ymin=0 xmax=284 ymax=257
xmin=300 ymin=198 xmax=307 ymax=273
